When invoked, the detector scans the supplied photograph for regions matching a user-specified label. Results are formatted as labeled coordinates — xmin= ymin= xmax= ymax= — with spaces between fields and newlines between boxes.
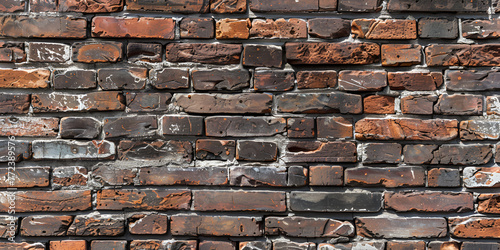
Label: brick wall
xmin=1 ymin=0 xmax=500 ymax=249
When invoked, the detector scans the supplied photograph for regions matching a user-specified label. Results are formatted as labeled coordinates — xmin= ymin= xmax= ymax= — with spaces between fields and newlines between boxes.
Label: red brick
xmin=0 ymin=42 xmax=25 ymax=62
xmin=0 ymin=217 xmax=17 ymax=238
xmin=425 ymin=44 xmax=470 ymax=66
xmin=385 ymin=192 xmax=473 ymax=213
xmin=175 ymin=93 xmax=272 ymax=114
xmin=90 ymin=241 xmax=126 ymax=250
xmin=199 ymin=241 xmax=236 ymax=250
xmin=0 ymin=0 xmax=24 ymax=12
xmin=162 ymin=115 xmax=203 ymax=136
xmin=127 ymin=43 xmax=162 ymax=63
xmin=118 ymin=140 xmax=192 ymax=163
xmin=32 ymin=92 xmax=125 ymax=112
xmin=355 ymin=118 xmax=458 ymax=141
xmin=250 ymin=0 xmax=318 ymax=12
xmin=180 ymin=18 xmax=214 ymax=39
xmin=465 ymin=167 xmax=500 ymax=188
xmin=296 ymin=70 xmax=337 ymax=89
xmin=387 ymin=241 xmax=426 ymax=250
xmin=138 ymin=166 xmax=228 ymax=186
xmin=401 ymin=95 xmax=437 ymax=115
xmin=211 ymin=0 xmax=246 ymax=13
xmin=435 ymin=94 xmax=482 ymax=115
xmin=284 ymin=141 xmax=357 ymax=163
xmin=0 ymin=16 xmax=86 ymax=38
xmin=308 ymin=18 xmax=350 ymax=39
xmin=352 ymin=19 xmax=417 ymax=39
xmin=382 ymin=44 xmax=422 ymax=66
xmin=30 ymin=0 xmax=56 ymax=11
xmin=229 ymin=166 xmax=287 ymax=187
xmin=126 ymin=0 xmax=208 ymax=12
xmin=338 ymin=70 xmax=387 ymax=91
xmin=449 ymin=217 xmax=500 ymax=239
xmin=92 ymin=16 xmax=175 ymax=39
xmin=67 ymin=213 xmax=124 ymax=236
xmin=273 ymin=241 xmax=316 ymax=250
xmin=0 ymin=190 xmax=91 ymax=212
xmin=363 ymin=143 xmax=401 ymax=164
xmin=151 ymin=68 xmax=189 ymax=90
xmin=287 ymin=117 xmax=315 ymax=138
xmin=250 ymin=18 xmax=307 ymax=39
xmin=193 ymin=190 xmax=285 ymax=212
xmin=253 ymin=71 xmax=294 ymax=91
xmin=0 ymin=117 xmax=58 ymax=137
xmin=243 ymin=45 xmax=283 ymax=68
xmin=59 ymin=0 xmax=123 ymax=12
xmin=321 ymin=243 xmax=384 ymax=250
xmin=277 ymin=93 xmax=362 ymax=114
xmin=265 ymin=216 xmax=354 ymax=237
xmin=387 ymin=0 xmax=490 ymax=12
xmin=364 ymin=95 xmax=395 ymax=114
xmin=0 ymin=93 xmax=29 ymax=114
xmin=52 ymin=166 xmax=88 ymax=188
xmin=0 ymin=166 xmax=48 ymax=187
xmin=462 ymin=19 xmax=500 ymax=39
xmin=53 ymin=70 xmax=97 ymax=90
xmin=0 ymin=68 xmax=50 ymax=89
xmin=318 ymin=0 xmax=336 ymax=10
xmin=388 ymin=72 xmax=443 ymax=91
xmin=165 ymin=43 xmax=242 ymax=64
xmin=96 ymin=189 xmax=191 ymax=210
xmin=171 ymin=215 xmax=261 ymax=236
xmin=196 ymin=139 xmax=235 ymax=160
xmin=309 ymin=166 xmax=343 ymax=186
xmin=216 ymin=18 xmax=250 ymax=39
xmin=128 ymin=213 xmax=168 ymax=235
xmin=316 ymin=117 xmax=352 ymax=139
xmin=460 ymin=120 xmax=500 ymax=140
xmin=404 ymin=144 xmax=492 ymax=165
xmin=50 ymin=240 xmax=86 ymax=250
xmin=21 ymin=215 xmax=73 ymax=236
xmin=129 ymin=240 xmax=160 ymax=250
xmin=345 ymin=166 xmax=425 ymax=187
xmin=72 ymin=42 xmax=122 ymax=63
xmin=286 ymin=42 xmax=380 ymax=65
xmin=477 ymin=194 xmax=500 ymax=213
xmin=356 ymin=217 xmax=447 ymax=238
xmin=427 ymin=168 xmax=461 ymax=187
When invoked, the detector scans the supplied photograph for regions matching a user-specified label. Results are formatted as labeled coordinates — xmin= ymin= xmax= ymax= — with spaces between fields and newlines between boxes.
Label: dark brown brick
xmin=0 ymin=42 xmax=25 ymax=62
xmin=126 ymin=0 xmax=209 ymax=12
xmin=382 ymin=44 xmax=421 ymax=66
xmin=0 ymin=68 xmax=50 ymax=89
xmin=288 ymin=166 xmax=308 ymax=187
xmin=338 ymin=70 xmax=387 ymax=91
xmin=32 ymin=92 xmax=124 ymax=112
xmin=0 ymin=93 xmax=29 ymax=114
xmin=364 ymin=95 xmax=395 ymax=114
xmin=427 ymin=168 xmax=461 ymax=187
xmin=118 ymin=140 xmax=192 ymax=163
xmin=206 ymin=116 xmax=284 ymax=137
xmin=387 ymin=241 xmax=425 ymax=250
xmin=194 ymin=190 xmax=285 ymax=212
xmin=162 ymin=115 xmax=203 ymax=136
xmin=284 ymin=141 xmax=357 ymax=163
xmin=355 ymin=118 xmax=458 ymax=141
xmin=166 ymin=43 xmax=242 ymax=64
xmin=243 ymin=45 xmax=282 ymax=68
xmin=127 ymin=43 xmax=162 ymax=63
xmin=0 ymin=15 xmax=86 ymax=38
xmin=138 ymin=166 xmax=228 ymax=186
xmin=388 ymin=72 xmax=443 ymax=91
xmin=385 ymin=192 xmax=474 ymax=213
xmin=196 ymin=139 xmax=235 ymax=160
xmin=338 ymin=0 xmax=381 ymax=12
xmin=308 ymin=18 xmax=350 ymax=39
xmin=52 ymin=166 xmax=88 ymax=188
xmin=151 ymin=68 xmax=189 ymax=90
xmin=126 ymin=93 xmax=172 ymax=112
xmin=363 ymin=143 xmax=401 ymax=164
xmin=0 ymin=166 xmax=48 ymax=187
xmin=449 ymin=217 xmax=500 ymax=239
xmin=286 ymin=42 xmax=380 ymax=65
xmin=128 ymin=213 xmax=168 ymax=235
xmin=463 ymin=19 xmax=500 ymax=39
xmin=32 ymin=140 xmax=115 ymax=160
xmin=309 ymin=166 xmax=343 ymax=186
xmin=98 ymin=68 xmax=147 ymax=90
xmin=0 ymin=140 xmax=30 ymax=163
xmin=72 ymin=42 xmax=122 ymax=63
xmin=30 ymin=0 xmax=55 ymax=12
xmin=53 ymin=70 xmax=97 ymax=90
xmin=0 ymin=190 xmax=91 ymax=212
xmin=59 ymin=0 xmax=123 ymax=12
xmin=447 ymin=70 xmax=500 ymax=91
xmin=171 ymin=215 xmax=261 ymax=236
xmin=401 ymin=95 xmax=437 ymax=115
xmin=68 ymin=213 xmax=124 ymax=236
xmin=236 ymin=141 xmax=277 ymax=161
xmin=28 ymin=42 xmax=70 ymax=63
xmin=266 ymin=216 xmax=354 ymax=237
xmin=216 ymin=18 xmax=250 ymax=39
xmin=20 ymin=215 xmax=72 ymax=236
xmin=345 ymin=166 xmax=425 ymax=187
xmin=92 ymin=16 xmax=175 ymax=39
xmin=175 ymin=93 xmax=272 ymax=114
xmin=192 ymin=69 xmax=250 ymax=91
xmin=419 ymin=18 xmax=458 ymax=39
xmin=352 ymin=19 xmax=417 ymax=39
xmin=0 ymin=0 xmax=24 ymax=12
xmin=425 ymin=44 xmax=470 ymax=66
xmin=277 ymin=93 xmax=362 ymax=114
xmin=0 ymin=117 xmax=59 ymax=137
xmin=96 ymin=189 xmax=191 ymax=210
xmin=290 ymin=191 xmax=382 ymax=212
xmin=253 ymin=71 xmax=294 ymax=91
xmin=316 ymin=117 xmax=352 ymax=139
xmin=180 ymin=18 xmax=214 ymax=39
xmin=296 ymin=70 xmax=337 ymax=89
xmin=403 ymin=144 xmax=492 ymax=165
xmin=478 ymin=194 xmax=500 ymax=213
xmin=461 ymin=242 xmax=500 ymax=250
xmin=250 ymin=18 xmax=307 ymax=39
xmin=287 ymin=117 xmax=315 ymax=138
xmin=92 ymin=164 xmax=136 ymax=186
xmin=356 ymin=217 xmax=447 ymax=238
xmin=211 ymin=0 xmax=246 ymax=13
xmin=200 ymin=241 xmax=236 ymax=250
xmin=274 ymin=241 xmax=316 ymax=250
xmin=387 ymin=0 xmax=490 ymax=12
xmin=129 ymin=240 xmax=161 ymax=250
xmin=229 ymin=166 xmax=287 ymax=187
xmin=250 ymin=0 xmax=318 ymax=12
xmin=60 ymin=117 xmax=100 ymax=139
xmin=320 ymin=243 xmax=384 ymax=250
xmin=0 ymin=216 xmax=16 ymax=238
xmin=103 ymin=115 xmax=157 ymax=138
xmin=91 ymin=241 xmax=126 ymax=250
xmin=434 ymin=94 xmax=483 ymax=115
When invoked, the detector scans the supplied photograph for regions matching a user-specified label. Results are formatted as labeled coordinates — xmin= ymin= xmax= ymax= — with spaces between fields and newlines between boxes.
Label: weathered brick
xmin=478 ymin=194 xmax=500 ymax=213
xmin=427 ymin=168 xmax=461 ymax=187
xmin=243 ymin=45 xmax=282 ymax=68
xmin=0 ymin=243 xmax=45 ymax=249
xmin=126 ymin=0 xmax=209 ymax=12
xmin=387 ymin=0 xmax=490 ymax=12
xmin=118 ymin=140 xmax=192 ymax=163
xmin=162 ymin=115 xmax=203 ymax=136
xmin=0 ymin=216 xmax=16 ymax=239
xmin=180 ymin=18 xmax=214 ymax=39
xmin=338 ymin=70 xmax=387 ymax=91
xmin=352 ymin=19 xmax=417 ymax=39
xmin=216 ymin=18 xmax=250 ymax=39
xmin=72 ymin=42 xmax=122 ymax=63
xmin=211 ymin=0 xmax=246 ymax=13
xmin=250 ymin=18 xmax=307 ymax=39
xmin=53 ymin=70 xmax=97 ymax=90
xmin=0 ymin=15 xmax=86 ymax=38
xmin=59 ymin=0 xmax=123 ymax=12
xmin=0 ymin=93 xmax=29 ymax=114
xmin=464 ymin=167 xmax=500 ymax=188
xmin=240 ymin=241 xmax=271 ymax=250
xmin=151 ymin=68 xmax=189 ymax=90
xmin=30 ymin=0 xmax=56 ymax=11
xmin=250 ymin=0 xmax=318 ymax=12
xmin=273 ymin=241 xmax=315 ymax=250
xmin=96 ymin=189 xmax=190 ymax=210
xmin=388 ymin=72 xmax=443 ymax=91
xmin=171 ymin=215 xmax=261 ymax=236
xmin=0 ymin=0 xmax=24 ymax=12
xmin=0 ymin=166 xmax=48 ymax=187
xmin=128 ymin=213 xmax=168 ymax=235
xmin=424 ymin=44 xmax=470 ymax=66
xmin=127 ymin=43 xmax=162 ymax=63
xmin=382 ymin=44 xmax=421 ymax=66
xmin=200 ymin=241 xmax=236 ymax=250
xmin=28 ymin=42 xmax=70 ymax=63
xmin=229 ymin=166 xmax=287 ymax=187
xmin=449 ymin=217 xmax=500 ymax=238
xmin=266 ymin=217 xmax=354 ymax=237
xmin=32 ymin=140 xmax=115 ymax=160
xmin=253 ymin=71 xmax=293 ymax=91
xmin=0 ymin=117 xmax=58 ymax=137
xmin=363 ymin=143 xmax=401 ymax=164
xmin=386 ymin=241 xmax=426 ymax=250
xmin=308 ymin=18 xmax=350 ymax=39
xmin=91 ymin=164 xmax=136 ymax=186
xmin=287 ymin=118 xmax=315 ymax=138
xmin=284 ymin=141 xmax=356 ymax=163
xmin=129 ymin=240 xmax=161 ymax=250
xmin=434 ymin=94 xmax=483 ymax=115
xmin=0 ymin=140 xmax=30 ymax=162
xmin=205 ymin=116 xmax=284 ymax=137
xmin=460 ymin=120 xmax=500 ymax=140
xmin=91 ymin=241 xmax=126 ymax=250
xmin=418 ymin=18 xmax=458 ymax=39
xmin=290 ymin=192 xmax=382 ymax=212
xmin=316 ymin=117 xmax=352 ymax=139
xmin=32 ymin=92 xmax=124 ymax=113
xmin=345 ymin=166 xmax=425 ymax=187
xmin=60 ymin=117 xmax=100 ymax=139
xmin=92 ymin=16 xmax=175 ymax=39
xmin=194 ymin=190 xmax=285 ymax=212
xmin=138 ymin=166 xmax=228 ymax=186
xmin=321 ymin=242 xmax=385 ymax=250
xmin=356 ymin=217 xmax=447 ymax=238
xmin=21 ymin=215 xmax=72 ymax=236
xmin=175 ymin=93 xmax=272 ymax=114
xmin=355 ymin=118 xmax=458 ymax=141
xmin=364 ymin=95 xmax=395 ymax=114
xmin=236 ymin=141 xmax=277 ymax=161
xmin=52 ymin=166 xmax=88 ymax=188
xmin=385 ymin=192 xmax=473 ymax=213
xmin=49 ymin=240 xmax=86 ymax=250
xmin=296 ymin=70 xmax=337 ymax=89
xmin=98 ymin=68 xmax=147 ymax=90
xmin=68 ymin=212 xmax=124 ymax=236
xmin=126 ymin=92 xmax=171 ymax=112
xmin=103 ymin=115 xmax=157 ymax=138
xmin=196 ymin=139 xmax=235 ymax=160
xmin=287 ymin=166 xmax=308 ymax=187
xmin=0 ymin=68 xmax=50 ymax=89
xmin=0 ymin=190 xmax=91 ymax=212
xmin=488 ymin=96 xmax=500 ymax=115
xmin=286 ymin=42 xmax=380 ymax=65
xmin=461 ymin=242 xmax=500 ymax=250
xmin=463 ymin=19 xmax=500 ymax=39
xmin=0 ymin=42 xmax=25 ymax=62
xmin=277 ymin=93 xmax=362 ymax=114
xmin=447 ymin=70 xmax=500 ymax=91
xmin=309 ymin=166 xmax=343 ymax=186
xmin=404 ymin=144 xmax=492 ymax=165
xmin=401 ymin=95 xmax=437 ymax=115
xmin=192 ymin=69 xmax=250 ymax=91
